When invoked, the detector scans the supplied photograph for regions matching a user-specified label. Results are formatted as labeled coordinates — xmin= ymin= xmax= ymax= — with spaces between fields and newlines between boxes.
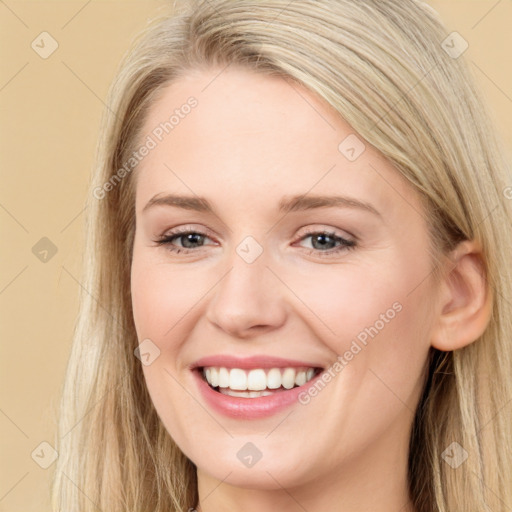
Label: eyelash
xmin=154 ymin=227 xmax=357 ymax=258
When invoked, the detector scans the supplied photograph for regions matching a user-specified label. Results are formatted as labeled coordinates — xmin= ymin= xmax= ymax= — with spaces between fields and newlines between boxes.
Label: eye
xmin=154 ymin=227 xmax=215 ymax=254
xmin=295 ymin=229 xmax=357 ymax=257
xmin=153 ymin=226 xmax=357 ymax=257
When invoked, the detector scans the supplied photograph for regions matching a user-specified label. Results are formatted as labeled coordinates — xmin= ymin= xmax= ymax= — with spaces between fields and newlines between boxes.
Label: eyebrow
xmin=142 ymin=193 xmax=381 ymax=217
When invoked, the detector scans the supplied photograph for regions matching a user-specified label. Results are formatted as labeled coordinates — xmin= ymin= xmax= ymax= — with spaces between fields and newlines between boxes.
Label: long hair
xmin=51 ymin=1 xmax=512 ymax=510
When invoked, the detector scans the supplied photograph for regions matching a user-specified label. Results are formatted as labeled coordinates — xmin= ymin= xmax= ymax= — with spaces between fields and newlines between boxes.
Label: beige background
xmin=0 ymin=1 xmax=511 ymax=510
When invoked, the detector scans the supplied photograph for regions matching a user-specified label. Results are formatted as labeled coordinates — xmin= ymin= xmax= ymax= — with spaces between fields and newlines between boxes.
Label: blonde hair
xmin=51 ymin=1 xmax=512 ymax=510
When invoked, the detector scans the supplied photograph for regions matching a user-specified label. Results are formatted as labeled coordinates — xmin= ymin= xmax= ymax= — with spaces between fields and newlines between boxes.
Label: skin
xmin=130 ymin=66 xmax=491 ymax=512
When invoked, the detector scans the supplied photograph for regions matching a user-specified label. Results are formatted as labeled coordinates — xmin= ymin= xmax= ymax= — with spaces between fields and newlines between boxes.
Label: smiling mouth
xmin=198 ymin=366 xmax=323 ymax=398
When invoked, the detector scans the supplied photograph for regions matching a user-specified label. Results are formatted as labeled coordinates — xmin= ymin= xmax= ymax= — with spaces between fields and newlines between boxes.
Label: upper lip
xmin=190 ymin=355 xmax=325 ymax=370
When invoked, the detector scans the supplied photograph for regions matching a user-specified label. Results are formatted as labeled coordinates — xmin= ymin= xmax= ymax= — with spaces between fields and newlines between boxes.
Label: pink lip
xmin=191 ymin=362 xmax=324 ymax=420
xmin=190 ymin=354 xmax=323 ymax=370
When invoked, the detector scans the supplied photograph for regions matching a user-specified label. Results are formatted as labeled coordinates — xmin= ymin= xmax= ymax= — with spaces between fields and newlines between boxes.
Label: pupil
xmin=183 ymin=233 xmax=203 ymax=248
xmin=313 ymin=234 xmax=335 ymax=250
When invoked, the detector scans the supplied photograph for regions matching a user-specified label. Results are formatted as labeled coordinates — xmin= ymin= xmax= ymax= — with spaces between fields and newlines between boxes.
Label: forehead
xmin=133 ymin=66 xmax=422 ymax=220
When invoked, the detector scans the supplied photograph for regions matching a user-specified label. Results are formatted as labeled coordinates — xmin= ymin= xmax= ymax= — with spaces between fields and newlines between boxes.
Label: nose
xmin=205 ymin=248 xmax=288 ymax=339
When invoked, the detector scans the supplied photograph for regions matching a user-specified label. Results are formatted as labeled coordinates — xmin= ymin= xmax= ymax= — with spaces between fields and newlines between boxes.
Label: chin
xmin=193 ymin=445 xmax=314 ymax=490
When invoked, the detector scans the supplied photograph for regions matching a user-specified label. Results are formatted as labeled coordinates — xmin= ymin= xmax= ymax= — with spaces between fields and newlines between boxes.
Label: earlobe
xmin=431 ymin=240 xmax=493 ymax=352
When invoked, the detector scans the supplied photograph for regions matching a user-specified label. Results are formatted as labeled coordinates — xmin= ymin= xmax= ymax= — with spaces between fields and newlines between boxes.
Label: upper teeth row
xmin=202 ymin=367 xmax=317 ymax=391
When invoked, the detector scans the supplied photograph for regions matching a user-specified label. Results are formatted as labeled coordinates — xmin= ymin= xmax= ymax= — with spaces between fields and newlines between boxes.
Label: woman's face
xmin=131 ymin=67 xmax=440 ymax=491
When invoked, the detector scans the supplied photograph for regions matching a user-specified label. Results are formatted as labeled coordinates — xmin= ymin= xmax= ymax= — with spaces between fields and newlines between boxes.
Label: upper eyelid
xmin=296 ymin=224 xmax=356 ymax=240
xmin=161 ymin=225 xmax=216 ymax=238
xmin=161 ymin=222 xmax=355 ymax=235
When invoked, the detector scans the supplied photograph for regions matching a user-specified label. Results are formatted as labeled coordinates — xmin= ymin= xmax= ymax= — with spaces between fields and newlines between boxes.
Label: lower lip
xmin=192 ymin=369 xmax=321 ymax=419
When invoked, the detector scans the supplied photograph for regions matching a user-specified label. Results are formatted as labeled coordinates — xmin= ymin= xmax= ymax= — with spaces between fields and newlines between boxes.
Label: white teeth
xmin=209 ymin=367 xmax=219 ymax=387
xmin=229 ymin=368 xmax=247 ymax=390
xmin=267 ymin=368 xmax=282 ymax=389
xmin=219 ymin=388 xmax=275 ymax=398
xmin=247 ymin=369 xmax=267 ymax=391
xmin=295 ymin=370 xmax=306 ymax=386
xmin=218 ymin=367 xmax=230 ymax=388
xmin=202 ymin=366 xmax=319 ymax=393
xmin=282 ymin=368 xmax=296 ymax=389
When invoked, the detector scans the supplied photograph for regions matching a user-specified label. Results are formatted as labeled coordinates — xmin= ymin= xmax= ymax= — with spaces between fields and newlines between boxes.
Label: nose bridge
xmin=205 ymin=236 xmax=286 ymax=336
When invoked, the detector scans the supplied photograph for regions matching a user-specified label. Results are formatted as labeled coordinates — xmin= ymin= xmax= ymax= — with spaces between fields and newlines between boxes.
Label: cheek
xmin=131 ymin=253 xmax=209 ymax=452
xmin=283 ymin=255 xmax=435 ymax=397
xmin=283 ymin=257 xmax=431 ymax=343
xmin=130 ymin=253 xmax=204 ymax=344
xmin=287 ymin=263 xmax=433 ymax=458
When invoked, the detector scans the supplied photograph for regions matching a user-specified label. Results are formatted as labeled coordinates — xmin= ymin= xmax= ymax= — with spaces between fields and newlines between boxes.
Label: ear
xmin=431 ymin=240 xmax=493 ymax=351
